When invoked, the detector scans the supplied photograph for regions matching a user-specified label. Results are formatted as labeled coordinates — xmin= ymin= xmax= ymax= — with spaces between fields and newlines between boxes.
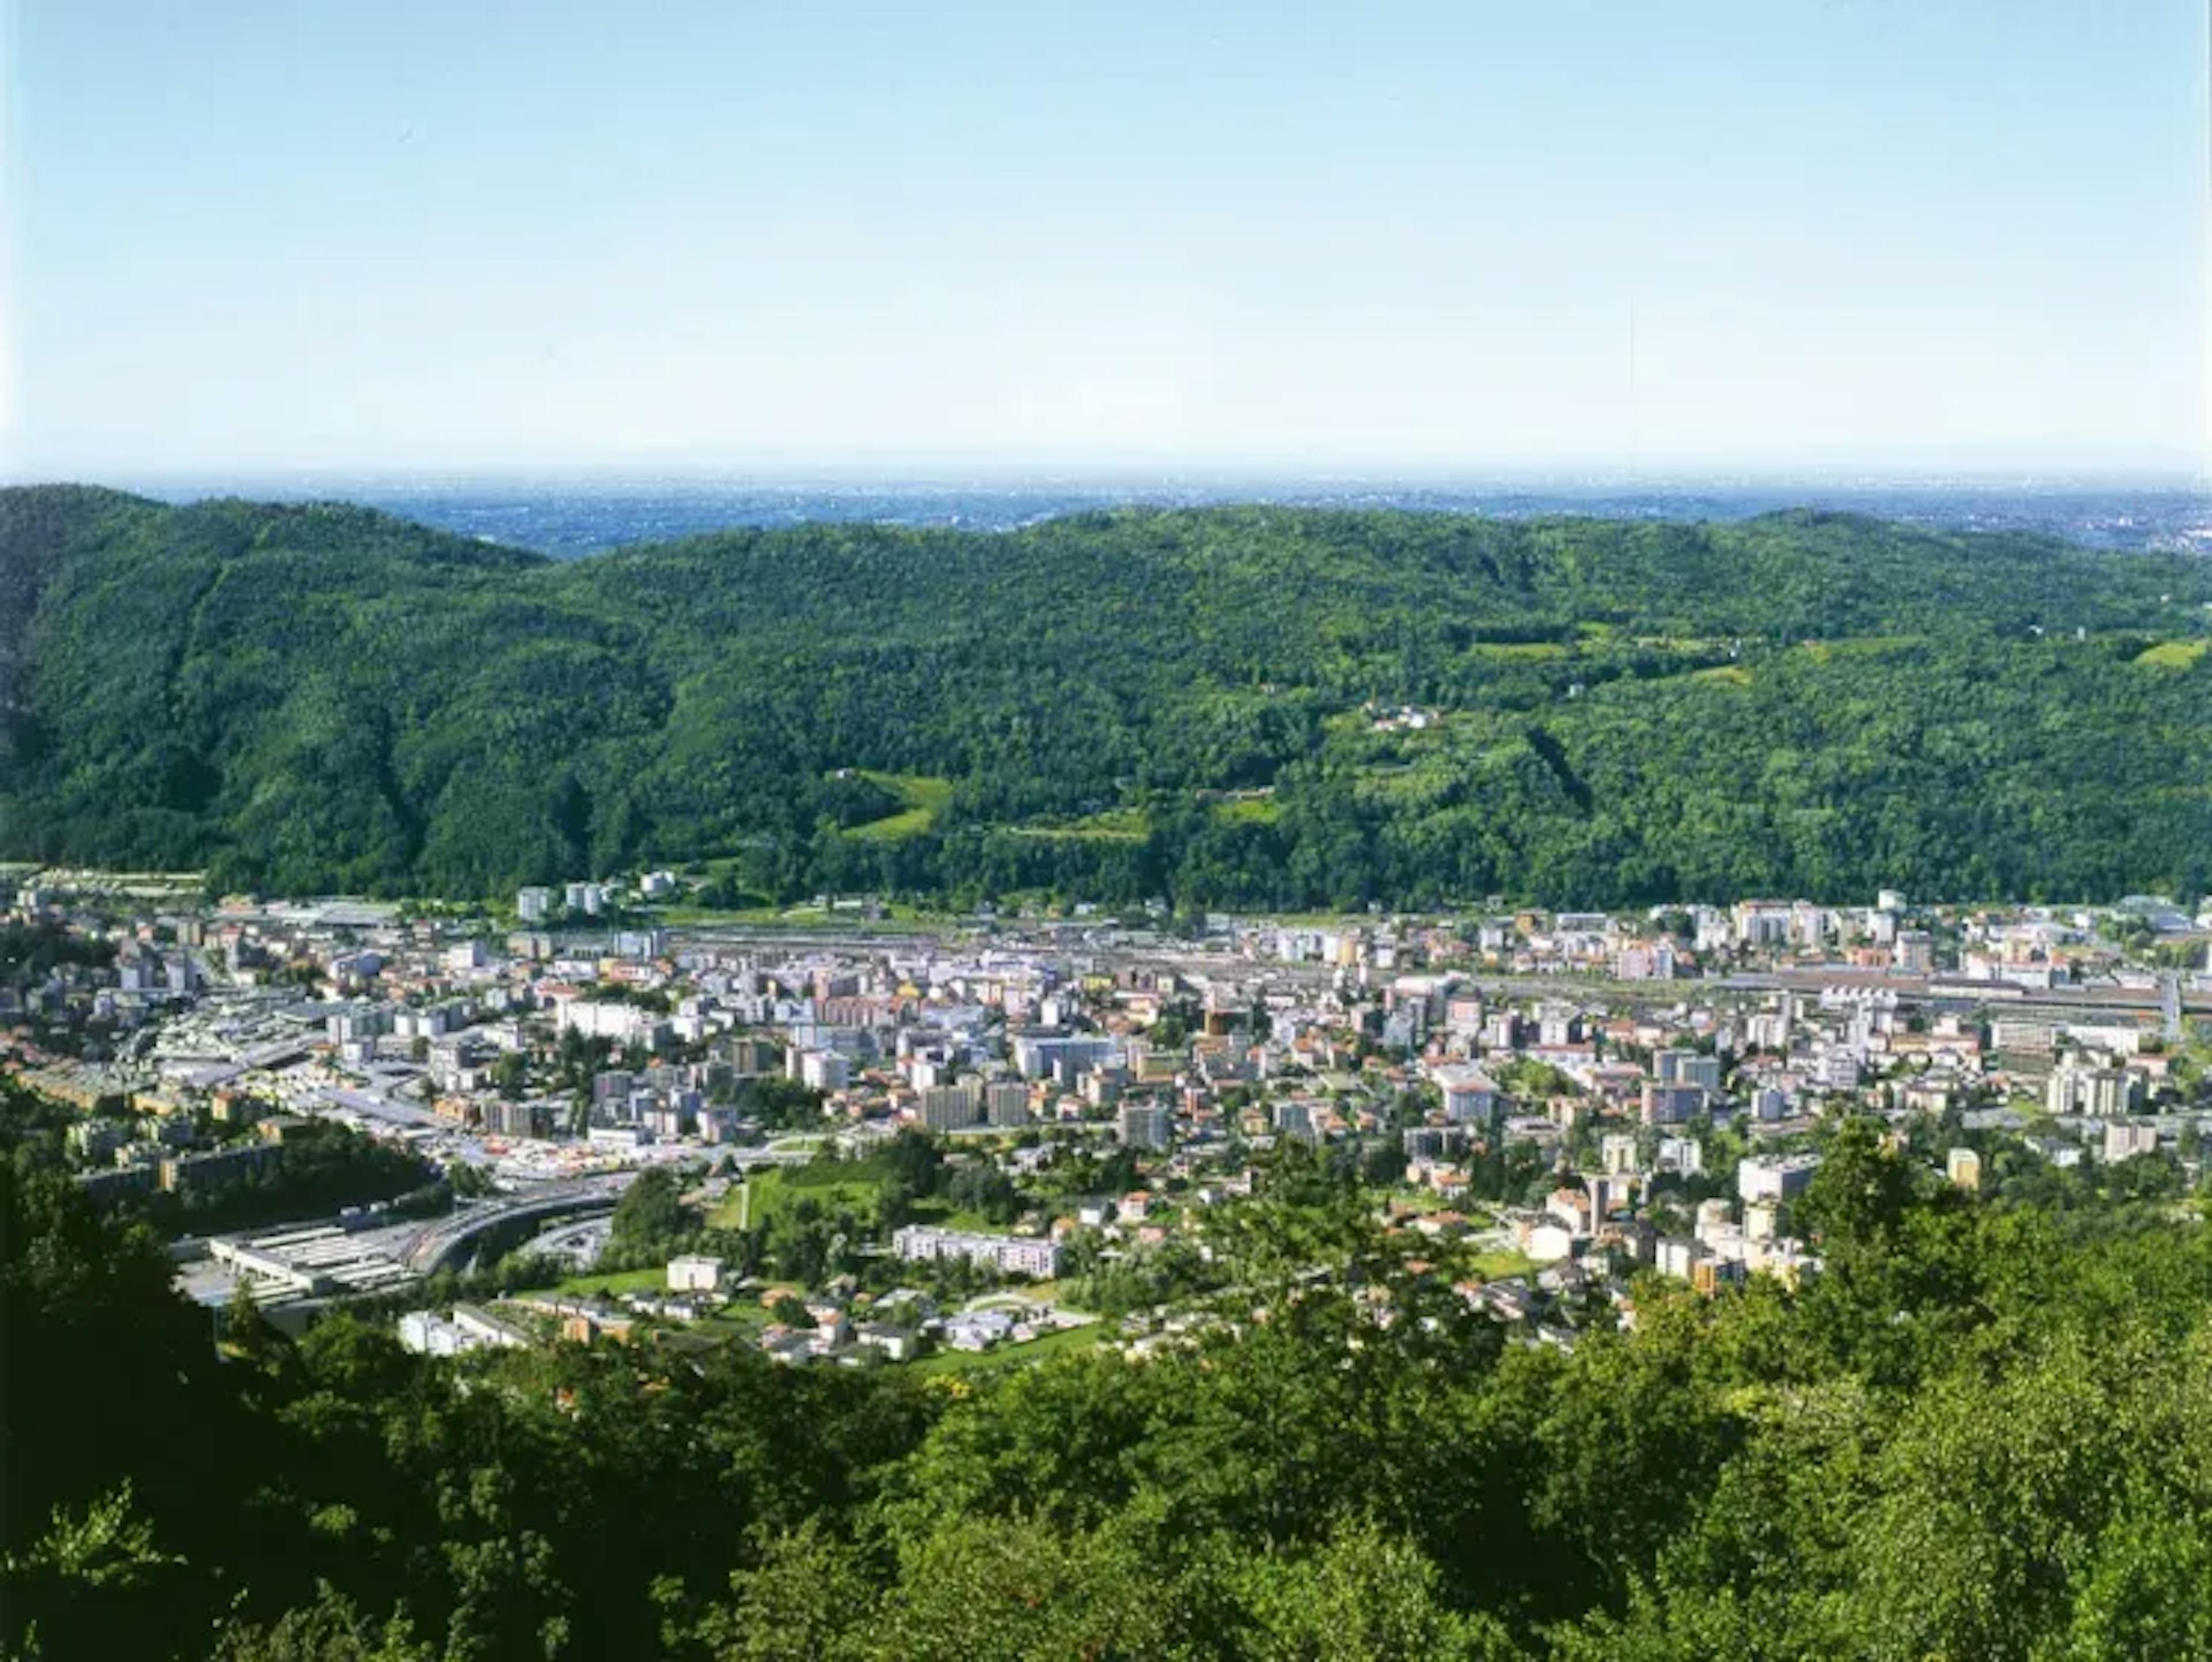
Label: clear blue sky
xmin=3 ymin=0 xmax=2205 ymax=479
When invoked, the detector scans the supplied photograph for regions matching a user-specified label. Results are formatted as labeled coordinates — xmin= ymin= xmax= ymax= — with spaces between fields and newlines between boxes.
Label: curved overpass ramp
xmin=404 ymin=1177 xmax=632 ymax=1275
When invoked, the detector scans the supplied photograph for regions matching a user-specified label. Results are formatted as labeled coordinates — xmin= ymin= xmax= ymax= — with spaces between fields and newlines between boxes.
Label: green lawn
xmin=964 ymin=1288 xmax=1063 ymax=1311
xmin=907 ymin=1321 xmax=1110 ymax=1375
xmin=1389 ymin=1190 xmax=1492 ymax=1221
xmin=1467 ymin=1249 xmax=1538 ymax=1281
xmin=710 ymin=1160 xmax=888 ymax=1231
xmin=707 ymin=1187 xmax=749 ymax=1231
xmin=688 ymin=1308 xmax=769 ymax=1343
xmin=552 ymin=1266 xmax=668 ymax=1299
xmin=658 ymin=903 xmax=799 ymax=925
xmin=906 ymin=1198 xmax=998 ymax=1233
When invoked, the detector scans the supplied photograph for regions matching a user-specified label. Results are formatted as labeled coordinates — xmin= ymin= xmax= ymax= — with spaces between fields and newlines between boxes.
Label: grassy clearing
xmin=1690 ymin=665 xmax=1752 ymax=686
xmin=658 ymin=904 xmax=798 ymax=925
xmin=706 ymin=1187 xmax=749 ymax=1231
xmin=846 ymin=772 xmax=955 ymax=841
xmin=2135 ymin=639 xmax=2211 ymax=669
xmin=1627 ymin=635 xmax=1732 ymax=651
xmin=688 ymin=1308 xmax=770 ymax=1344
xmin=1467 ymin=1249 xmax=1539 ymax=1281
xmin=552 ymin=1266 xmax=668 ymax=1299
xmin=1793 ymin=635 xmax=1925 ymax=666
xmin=709 ymin=1159 xmax=889 ymax=1231
xmin=1354 ymin=762 xmax=1463 ymax=806
xmin=906 ymin=1199 xmax=998 ymax=1233
xmin=1389 ymin=1192 xmax=1494 ymax=1221
xmin=965 ymin=1288 xmax=1065 ymax=1310
xmin=1824 ymin=635 xmax=1927 ymax=656
xmin=1010 ymin=806 xmax=1151 ymax=843
xmin=1212 ymin=795 xmax=1282 ymax=826
xmin=1466 ymin=642 xmax=1569 ymax=661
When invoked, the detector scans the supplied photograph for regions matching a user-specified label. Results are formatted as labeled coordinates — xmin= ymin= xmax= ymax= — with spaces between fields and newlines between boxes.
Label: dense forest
xmin=4 ymin=484 xmax=2210 ymax=907
xmin=9 ymin=1126 xmax=2212 ymax=1661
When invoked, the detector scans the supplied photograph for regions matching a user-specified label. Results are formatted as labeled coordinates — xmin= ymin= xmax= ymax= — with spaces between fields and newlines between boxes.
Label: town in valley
xmin=8 ymin=864 xmax=2209 ymax=1373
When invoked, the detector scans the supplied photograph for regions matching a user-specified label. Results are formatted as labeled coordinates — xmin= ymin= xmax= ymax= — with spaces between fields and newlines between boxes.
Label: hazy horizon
xmin=25 ymin=460 xmax=2212 ymax=498
xmin=37 ymin=467 xmax=2203 ymax=563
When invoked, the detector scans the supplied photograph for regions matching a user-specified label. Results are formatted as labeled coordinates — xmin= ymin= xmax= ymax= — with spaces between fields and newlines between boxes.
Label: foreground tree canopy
xmin=3 ymin=485 xmax=2211 ymax=906
xmin=9 ymin=1128 xmax=2212 ymax=1660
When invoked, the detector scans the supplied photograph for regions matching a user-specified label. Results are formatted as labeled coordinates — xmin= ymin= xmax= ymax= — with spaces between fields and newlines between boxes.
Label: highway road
xmin=402 ymin=1175 xmax=636 ymax=1274
xmin=400 ymin=1145 xmax=829 ymax=1274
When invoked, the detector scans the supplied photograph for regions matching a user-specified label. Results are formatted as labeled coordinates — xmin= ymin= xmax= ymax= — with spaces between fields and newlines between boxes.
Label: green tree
xmin=607 ymin=1166 xmax=691 ymax=1263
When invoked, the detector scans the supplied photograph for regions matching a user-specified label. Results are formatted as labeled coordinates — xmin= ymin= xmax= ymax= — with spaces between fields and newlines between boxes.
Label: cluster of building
xmin=7 ymin=866 xmax=2211 ymax=1352
xmin=392 ymin=1244 xmax=1093 ymax=1370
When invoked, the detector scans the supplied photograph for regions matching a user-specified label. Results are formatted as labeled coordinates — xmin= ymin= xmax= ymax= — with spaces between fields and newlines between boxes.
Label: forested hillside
xmin=10 ymin=1129 xmax=2212 ymax=1661
xmin=4 ymin=485 xmax=2210 ymax=906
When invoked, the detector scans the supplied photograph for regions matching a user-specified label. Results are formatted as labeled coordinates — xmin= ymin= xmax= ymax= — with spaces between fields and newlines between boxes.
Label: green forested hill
xmin=3 ymin=484 xmax=2210 ymax=905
